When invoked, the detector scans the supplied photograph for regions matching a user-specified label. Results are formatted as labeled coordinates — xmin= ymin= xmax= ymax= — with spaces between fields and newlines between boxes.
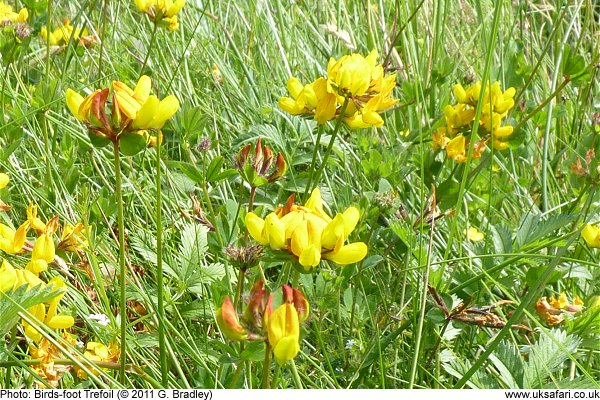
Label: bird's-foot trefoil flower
xmin=245 ymin=188 xmax=368 ymax=271
xmin=215 ymin=281 xmax=309 ymax=365
xmin=582 ymin=224 xmax=600 ymax=248
xmin=279 ymin=49 xmax=397 ymax=128
xmin=66 ymin=75 xmax=180 ymax=155
xmin=235 ymin=138 xmax=287 ymax=187
xmin=435 ymin=80 xmax=517 ymax=162
xmin=41 ymin=19 xmax=96 ymax=47
xmin=134 ymin=0 xmax=186 ymax=31
xmin=535 ymin=293 xmax=584 ymax=326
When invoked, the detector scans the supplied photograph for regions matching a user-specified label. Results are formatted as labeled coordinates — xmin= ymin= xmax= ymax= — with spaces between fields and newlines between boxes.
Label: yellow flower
xmin=66 ymin=76 xmax=179 ymax=148
xmin=29 ymin=333 xmax=77 ymax=388
xmin=327 ymin=50 xmax=376 ymax=96
xmin=0 ymin=2 xmax=28 ymax=23
xmin=58 ymin=223 xmax=88 ymax=252
xmin=27 ymin=203 xmax=47 ymax=234
xmin=31 ymin=232 xmax=56 ymax=264
xmin=22 ymin=277 xmax=74 ymax=341
xmin=446 ymin=135 xmax=466 ymax=163
xmin=0 ymin=221 xmax=29 ymax=254
xmin=535 ymin=292 xmax=584 ymax=326
xmin=130 ymin=94 xmax=180 ymax=130
xmin=245 ymin=188 xmax=367 ymax=271
xmin=465 ymin=227 xmax=484 ymax=242
xmin=41 ymin=19 xmax=91 ymax=46
xmin=267 ymin=302 xmax=300 ymax=365
xmin=436 ymin=80 xmax=517 ymax=162
xmin=279 ymin=49 xmax=396 ymax=128
xmin=582 ymin=224 xmax=600 ymax=248
xmin=0 ymin=173 xmax=8 ymax=189
xmin=76 ymin=341 xmax=120 ymax=379
xmin=134 ymin=0 xmax=186 ymax=31
xmin=0 ymin=259 xmax=17 ymax=293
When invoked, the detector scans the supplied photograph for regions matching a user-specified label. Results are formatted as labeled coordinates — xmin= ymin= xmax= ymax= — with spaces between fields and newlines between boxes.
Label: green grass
xmin=0 ymin=0 xmax=599 ymax=389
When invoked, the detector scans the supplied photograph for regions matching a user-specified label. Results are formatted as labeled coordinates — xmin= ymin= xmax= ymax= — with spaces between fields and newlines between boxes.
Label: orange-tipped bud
xmin=236 ymin=139 xmax=286 ymax=187
xmin=282 ymin=284 xmax=310 ymax=322
xmin=242 ymin=280 xmax=269 ymax=329
xmin=216 ymin=296 xmax=247 ymax=341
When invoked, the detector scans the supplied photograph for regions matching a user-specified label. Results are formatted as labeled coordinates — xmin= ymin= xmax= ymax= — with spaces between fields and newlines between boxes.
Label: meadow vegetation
xmin=0 ymin=0 xmax=599 ymax=389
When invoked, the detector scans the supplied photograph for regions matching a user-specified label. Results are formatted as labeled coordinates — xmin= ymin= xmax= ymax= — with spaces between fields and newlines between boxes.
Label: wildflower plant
xmin=434 ymin=81 xmax=516 ymax=163
xmin=134 ymin=0 xmax=186 ymax=31
xmin=66 ymin=75 xmax=180 ymax=155
xmin=41 ymin=19 xmax=96 ymax=48
xmin=216 ymin=280 xmax=309 ymax=387
xmin=279 ymin=49 xmax=397 ymax=128
xmin=66 ymin=75 xmax=179 ymax=383
xmin=245 ymin=188 xmax=367 ymax=271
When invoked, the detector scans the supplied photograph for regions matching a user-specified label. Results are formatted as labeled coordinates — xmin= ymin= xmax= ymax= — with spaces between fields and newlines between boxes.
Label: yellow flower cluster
xmin=278 ymin=49 xmax=397 ymax=128
xmin=434 ymin=81 xmax=516 ymax=163
xmin=29 ymin=332 xmax=78 ymax=388
xmin=41 ymin=19 xmax=96 ymax=47
xmin=245 ymin=188 xmax=367 ymax=271
xmin=0 ymin=2 xmax=28 ymax=24
xmin=134 ymin=0 xmax=185 ymax=31
xmin=216 ymin=281 xmax=309 ymax=365
xmin=0 ymin=259 xmax=74 ymax=341
xmin=535 ymin=293 xmax=583 ymax=326
xmin=582 ymin=224 xmax=600 ymax=248
xmin=66 ymin=75 xmax=180 ymax=149
xmin=0 ymin=202 xmax=88 ymax=275
xmin=76 ymin=341 xmax=120 ymax=379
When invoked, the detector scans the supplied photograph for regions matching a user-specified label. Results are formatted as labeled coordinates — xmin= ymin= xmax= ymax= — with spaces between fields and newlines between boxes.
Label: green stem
xmin=140 ymin=22 xmax=159 ymax=76
xmin=4 ymin=325 xmax=17 ymax=387
xmin=98 ymin=0 xmax=108 ymax=75
xmin=262 ymin=343 xmax=272 ymax=389
xmin=305 ymin=97 xmax=349 ymax=196
xmin=113 ymin=140 xmax=127 ymax=384
xmin=45 ymin=0 xmax=52 ymax=80
xmin=156 ymin=136 xmax=168 ymax=386
xmin=289 ymin=359 xmax=303 ymax=389
xmin=304 ymin=124 xmax=324 ymax=197
xmin=41 ymin=113 xmax=52 ymax=188
xmin=248 ymin=186 xmax=257 ymax=213
xmin=270 ymin=364 xmax=281 ymax=388
xmin=233 ymin=267 xmax=246 ymax=308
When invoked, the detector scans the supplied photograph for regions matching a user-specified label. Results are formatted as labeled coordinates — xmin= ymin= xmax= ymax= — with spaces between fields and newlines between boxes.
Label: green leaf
xmin=522 ymin=328 xmax=581 ymax=388
xmin=0 ymin=284 xmax=63 ymax=336
xmin=119 ymin=132 xmax=147 ymax=156
xmin=168 ymin=161 xmax=204 ymax=183
xmin=205 ymin=156 xmax=225 ymax=183
xmin=489 ymin=342 xmax=524 ymax=388
xmin=515 ymin=213 xmax=577 ymax=249
xmin=89 ymin=133 xmax=111 ymax=149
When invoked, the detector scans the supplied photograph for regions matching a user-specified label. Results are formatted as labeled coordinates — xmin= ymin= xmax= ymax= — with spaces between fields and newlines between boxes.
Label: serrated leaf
xmin=492 ymin=224 xmax=513 ymax=254
xmin=442 ymin=356 xmax=496 ymax=388
xmin=0 ymin=285 xmax=63 ymax=336
xmin=516 ymin=214 xmax=576 ymax=249
xmin=543 ymin=377 xmax=600 ymax=389
xmin=522 ymin=328 xmax=581 ymax=388
xmin=130 ymin=233 xmax=176 ymax=278
xmin=489 ymin=342 xmax=524 ymax=388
